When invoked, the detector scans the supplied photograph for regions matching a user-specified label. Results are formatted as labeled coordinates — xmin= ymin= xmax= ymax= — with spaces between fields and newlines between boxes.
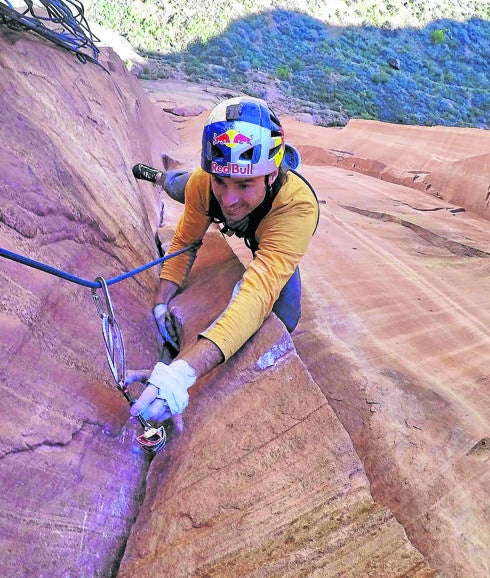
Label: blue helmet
xmin=201 ymin=97 xmax=285 ymax=177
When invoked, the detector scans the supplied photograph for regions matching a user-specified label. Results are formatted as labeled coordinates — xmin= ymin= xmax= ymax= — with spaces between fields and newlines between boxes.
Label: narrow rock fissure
xmin=105 ymin=342 xmax=325 ymax=576
xmin=106 ymin=342 xmax=181 ymax=576
xmin=107 ymin=450 xmax=154 ymax=578
xmin=341 ymin=204 xmax=489 ymax=257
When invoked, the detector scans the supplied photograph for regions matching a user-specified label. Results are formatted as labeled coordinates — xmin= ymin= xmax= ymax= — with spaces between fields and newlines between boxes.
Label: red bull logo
xmin=213 ymin=130 xmax=253 ymax=148
xmin=212 ymin=161 xmax=254 ymax=175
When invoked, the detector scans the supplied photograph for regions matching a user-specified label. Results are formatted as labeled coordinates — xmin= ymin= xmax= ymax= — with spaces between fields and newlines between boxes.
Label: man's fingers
xmin=154 ymin=306 xmax=180 ymax=351
xmin=141 ymin=399 xmax=172 ymax=422
xmin=130 ymin=385 xmax=158 ymax=416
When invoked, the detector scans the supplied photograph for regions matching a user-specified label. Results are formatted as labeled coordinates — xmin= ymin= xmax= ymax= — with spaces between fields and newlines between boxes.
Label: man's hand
xmin=153 ymin=303 xmax=180 ymax=352
xmin=130 ymin=359 xmax=197 ymax=421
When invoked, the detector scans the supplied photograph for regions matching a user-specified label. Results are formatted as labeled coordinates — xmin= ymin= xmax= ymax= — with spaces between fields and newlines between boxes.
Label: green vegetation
xmin=85 ymin=0 xmax=489 ymax=54
xmin=85 ymin=0 xmax=490 ymax=128
xmin=430 ymin=28 xmax=446 ymax=44
xmin=276 ymin=66 xmax=290 ymax=80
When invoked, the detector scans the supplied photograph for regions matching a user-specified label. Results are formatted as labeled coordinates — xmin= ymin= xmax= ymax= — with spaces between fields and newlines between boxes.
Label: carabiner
xmin=92 ymin=276 xmax=115 ymax=322
xmin=92 ymin=275 xmax=166 ymax=453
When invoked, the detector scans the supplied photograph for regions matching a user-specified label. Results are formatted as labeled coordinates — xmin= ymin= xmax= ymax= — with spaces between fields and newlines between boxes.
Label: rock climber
xmin=130 ymin=96 xmax=319 ymax=425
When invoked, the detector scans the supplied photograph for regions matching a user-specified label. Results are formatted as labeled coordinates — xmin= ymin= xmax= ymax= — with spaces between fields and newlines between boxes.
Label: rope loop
xmin=0 ymin=0 xmax=104 ymax=69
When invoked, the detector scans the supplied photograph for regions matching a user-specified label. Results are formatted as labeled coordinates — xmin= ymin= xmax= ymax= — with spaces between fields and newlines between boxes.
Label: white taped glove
xmin=130 ymin=359 xmax=196 ymax=421
xmin=153 ymin=303 xmax=179 ymax=351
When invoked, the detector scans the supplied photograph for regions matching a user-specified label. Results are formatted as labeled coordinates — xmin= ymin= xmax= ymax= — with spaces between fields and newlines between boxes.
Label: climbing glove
xmin=130 ymin=359 xmax=197 ymax=421
xmin=153 ymin=303 xmax=179 ymax=352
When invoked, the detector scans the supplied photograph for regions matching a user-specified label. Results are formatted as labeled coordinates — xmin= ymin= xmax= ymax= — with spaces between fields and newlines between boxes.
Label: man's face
xmin=210 ymin=170 xmax=278 ymax=225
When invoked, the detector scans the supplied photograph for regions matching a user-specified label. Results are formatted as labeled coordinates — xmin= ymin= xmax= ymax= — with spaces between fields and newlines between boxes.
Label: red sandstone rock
xmin=1 ymin=31 xmax=488 ymax=578
xmin=124 ymin=83 xmax=489 ymax=576
xmin=282 ymin=119 xmax=490 ymax=577
xmin=0 ymin=33 xmax=174 ymax=576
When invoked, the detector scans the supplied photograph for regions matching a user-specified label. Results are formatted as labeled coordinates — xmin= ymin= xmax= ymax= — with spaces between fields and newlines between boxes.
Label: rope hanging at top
xmin=0 ymin=0 xmax=105 ymax=70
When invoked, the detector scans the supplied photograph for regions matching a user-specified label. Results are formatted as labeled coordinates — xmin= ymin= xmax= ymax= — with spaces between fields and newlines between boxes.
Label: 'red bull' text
xmin=211 ymin=162 xmax=254 ymax=175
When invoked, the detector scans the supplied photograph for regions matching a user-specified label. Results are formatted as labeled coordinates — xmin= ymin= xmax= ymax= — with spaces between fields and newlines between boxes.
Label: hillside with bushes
xmin=85 ymin=1 xmax=489 ymax=127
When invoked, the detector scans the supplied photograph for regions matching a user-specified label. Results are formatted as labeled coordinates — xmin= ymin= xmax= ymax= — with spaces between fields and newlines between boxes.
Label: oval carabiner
xmin=92 ymin=276 xmax=115 ymax=322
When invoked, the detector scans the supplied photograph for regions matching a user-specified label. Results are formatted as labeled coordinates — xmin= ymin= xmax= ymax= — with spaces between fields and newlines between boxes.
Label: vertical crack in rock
xmin=107 ymin=453 xmax=154 ymax=578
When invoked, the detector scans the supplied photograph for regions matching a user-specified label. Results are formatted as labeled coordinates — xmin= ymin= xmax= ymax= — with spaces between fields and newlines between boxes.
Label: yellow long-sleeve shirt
xmin=160 ymin=168 xmax=319 ymax=359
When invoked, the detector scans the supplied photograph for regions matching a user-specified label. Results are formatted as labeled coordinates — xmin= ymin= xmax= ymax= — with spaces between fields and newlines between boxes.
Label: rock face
xmin=281 ymin=118 xmax=490 ymax=577
xmin=0 ymin=32 xmax=175 ymax=576
xmin=117 ymin=234 xmax=437 ymax=578
xmin=1 ymin=31 xmax=488 ymax=578
xmin=285 ymin=118 xmax=490 ymax=221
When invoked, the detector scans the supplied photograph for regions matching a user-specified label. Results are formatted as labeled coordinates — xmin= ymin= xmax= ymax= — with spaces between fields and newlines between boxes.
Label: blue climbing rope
xmin=0 ymin=244 xmax=198 ymax=288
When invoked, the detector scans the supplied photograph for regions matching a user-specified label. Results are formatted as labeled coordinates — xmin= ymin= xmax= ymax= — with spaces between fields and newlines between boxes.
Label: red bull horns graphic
xmin=213 ymin=130 xmax=253 ymax=147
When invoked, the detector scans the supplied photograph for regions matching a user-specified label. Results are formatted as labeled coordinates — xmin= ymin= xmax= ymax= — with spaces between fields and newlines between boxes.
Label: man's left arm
xmin=201 ymin=184 xmax=319 ymax=360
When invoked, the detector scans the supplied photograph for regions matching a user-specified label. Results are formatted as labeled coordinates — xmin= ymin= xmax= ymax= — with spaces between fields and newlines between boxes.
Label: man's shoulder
xmin=278 ymin=171 xmax=318 ymax=206
xmin=188 ymin=167 xmax=210 ymax=188
xmin=186 ymin=168 xmax=211 ymax=202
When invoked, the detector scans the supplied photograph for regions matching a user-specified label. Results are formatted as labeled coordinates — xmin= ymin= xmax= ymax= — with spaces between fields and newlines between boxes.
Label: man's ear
xmin=266 ymin=168 xmax=279 ymax=187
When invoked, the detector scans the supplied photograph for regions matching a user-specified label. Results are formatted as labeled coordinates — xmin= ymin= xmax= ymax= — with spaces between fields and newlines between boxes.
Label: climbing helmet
xmin=201 ymin=96 xmax=285 ymax=177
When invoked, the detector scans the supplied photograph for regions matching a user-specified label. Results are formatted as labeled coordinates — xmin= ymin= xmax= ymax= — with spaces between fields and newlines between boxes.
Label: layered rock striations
xmin=1 ymin=30 xmax=488 ymax=578
xmin=0 ymin=31 xmax=175 ymax=576
xmin=281 ymin=118 xmax=490 ymax=576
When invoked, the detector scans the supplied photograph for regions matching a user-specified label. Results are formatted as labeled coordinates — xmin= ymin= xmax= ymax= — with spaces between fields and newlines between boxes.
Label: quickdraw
xmin=1 ymin=244 xmax=198 ymax=454
xmin=92 ymin=276 xmax=166 ymax=453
